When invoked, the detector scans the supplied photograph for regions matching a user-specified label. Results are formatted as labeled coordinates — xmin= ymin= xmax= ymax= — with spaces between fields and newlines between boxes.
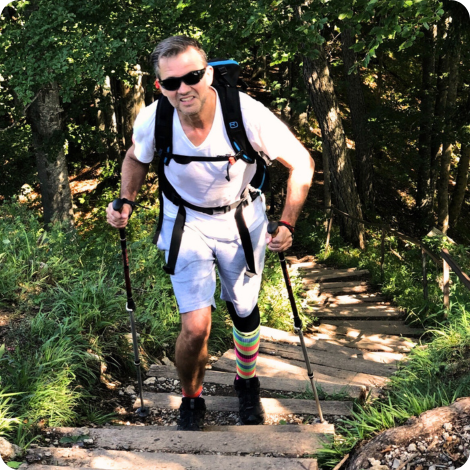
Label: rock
xmin=367 ymin=458 xmax=388 ymax=470
xmin=418 ymin=442 xmax=427 ymax=452
xmin=407 ymin=443 xmax=417 ymax=452
xmin=345 ymin=398 xmax=470 ymax=470
xmin=0 ymin=437 xmax=21 ymax=460
xmin=83 ymin=439 xmax=94 ymax=445
xmin=124 ymin=385 xmax=135 ymax=395
xmin=158 ymin=377 xmax=166 ymax=382
xmin=161 ymin=357 xmax=174 ymax=367
xmin=144 ymin=377 xmax=156 ymax=385
xmin=173 ymin=380 xmax=179 ymax=386
xmin=443 ymin=422 xmax=452 ymax=431
xmin=429 ymin=466 xmax=435 ymax=470
xmin=392 ymin=459 xmax=400 ymax=468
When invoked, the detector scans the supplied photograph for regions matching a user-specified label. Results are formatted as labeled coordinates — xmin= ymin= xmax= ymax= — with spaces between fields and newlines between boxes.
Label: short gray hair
xmin=150 ymin=36 xmax=208 ymax=78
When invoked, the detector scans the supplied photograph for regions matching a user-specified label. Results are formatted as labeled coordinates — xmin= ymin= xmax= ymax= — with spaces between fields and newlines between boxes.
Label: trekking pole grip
xmin=267 ymin=221 xmax=279 ymax=237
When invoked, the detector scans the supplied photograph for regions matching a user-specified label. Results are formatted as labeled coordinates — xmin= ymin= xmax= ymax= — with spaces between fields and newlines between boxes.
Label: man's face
xmin=158 ymin=47 xmax=213 ymax=118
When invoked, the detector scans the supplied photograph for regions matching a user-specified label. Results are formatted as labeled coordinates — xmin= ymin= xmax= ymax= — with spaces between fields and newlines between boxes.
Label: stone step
xmin=50 ymin=424 xmax=334 ymax=456
xmin=260 ymin=325 xmax=415 ymax=353
xmin=134 ymin=392 xmax=353 ymax=416
xmin=147 ymin=364 xmax=365 ymax=398
xmin=314 ymin=320 xmax=424 ymax=338
xmin=306 ymin=304 xmax=403 ymax=320
xmin=25 ymin=447 xmax=319 ymax=469
xmin=302 ymin=269 xmax=370 ymax=283
xmin=213 ymin=350 xmax=388 ymax=390
xmin=258 ymin=341 xmax=397 ymax=377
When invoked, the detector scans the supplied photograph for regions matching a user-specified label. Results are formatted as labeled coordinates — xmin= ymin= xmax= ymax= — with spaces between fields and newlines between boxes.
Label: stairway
xmin=21 ymin=257 xmax=422 ymax=470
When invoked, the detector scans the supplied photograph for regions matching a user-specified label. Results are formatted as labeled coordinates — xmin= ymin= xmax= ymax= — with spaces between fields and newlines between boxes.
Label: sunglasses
xmin=159 ymin=68 xmax=207 ymax=91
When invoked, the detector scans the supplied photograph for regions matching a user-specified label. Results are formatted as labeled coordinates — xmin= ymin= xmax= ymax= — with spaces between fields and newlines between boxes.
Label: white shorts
xmin=157 ymin=215 xmax=268 ymax=317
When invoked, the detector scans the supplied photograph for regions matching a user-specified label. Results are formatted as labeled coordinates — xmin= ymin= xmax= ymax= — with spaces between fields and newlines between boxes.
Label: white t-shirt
xmin=133 ymin=89 xmax=309 ymax=240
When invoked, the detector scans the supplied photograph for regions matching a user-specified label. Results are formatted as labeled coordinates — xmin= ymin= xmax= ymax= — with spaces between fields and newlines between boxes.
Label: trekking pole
xmin=267 ymin=221 xmax=325 ymax=423
xmin=112 ymin=198 xmax=149 ymax=418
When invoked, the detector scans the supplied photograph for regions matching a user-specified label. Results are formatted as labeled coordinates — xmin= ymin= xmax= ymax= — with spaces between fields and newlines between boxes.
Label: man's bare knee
xmin=180 ymin=307 xmax=212 ymax=346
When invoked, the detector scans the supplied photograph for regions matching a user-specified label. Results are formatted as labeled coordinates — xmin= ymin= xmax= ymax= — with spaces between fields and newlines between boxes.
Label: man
xmin=106 ymin=36 xmax=314 ymax=431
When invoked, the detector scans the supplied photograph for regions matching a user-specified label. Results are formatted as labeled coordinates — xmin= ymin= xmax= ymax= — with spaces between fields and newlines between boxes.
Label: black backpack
xmin=152 ymin=59 xmax=270 ymax=277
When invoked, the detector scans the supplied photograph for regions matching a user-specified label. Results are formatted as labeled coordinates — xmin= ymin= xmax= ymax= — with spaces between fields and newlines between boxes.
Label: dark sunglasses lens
xmin=161 ymin=69 xmax=205 ymax=91
xmin=161 ymin=78 xmax=181 ymax=91
xmin=184 ymin=70 xmax=204 ymax=85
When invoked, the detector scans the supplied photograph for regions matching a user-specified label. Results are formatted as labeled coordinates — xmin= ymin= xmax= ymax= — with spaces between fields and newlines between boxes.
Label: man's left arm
xmin=267 ymin=151 xmax=314 ymax=252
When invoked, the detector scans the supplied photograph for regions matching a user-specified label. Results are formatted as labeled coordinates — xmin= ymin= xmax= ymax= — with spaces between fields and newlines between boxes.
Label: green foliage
xmin=258 ymin=250 xmax=310 ymax=330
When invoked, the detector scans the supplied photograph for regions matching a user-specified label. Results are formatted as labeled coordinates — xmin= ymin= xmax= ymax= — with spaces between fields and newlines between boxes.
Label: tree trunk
xmin=27 ymin=81 xmax=74 ymax=227
xmin=341 ymin=28 xmax=374 ymax=212
xmin=437 ymin=39 xmax=460 ymax=233
xmin=96 ymin=76 xmax=120 ymax=161
xmin=301 ymin=47 xmax=364 ymax=248
xmin=416 ymin=26 xmax=437 ymax=229
xmin=448 ymin=143 xmax=470 ymax=227
xmin=430 ymin=20 xmax=450 ymax=206
xmin=120 ymin=66 xmax=146 ymax=151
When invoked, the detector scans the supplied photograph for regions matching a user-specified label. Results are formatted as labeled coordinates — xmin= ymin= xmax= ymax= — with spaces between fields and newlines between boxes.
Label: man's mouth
xmin=180 ymin=96 xmax=195 ymax=103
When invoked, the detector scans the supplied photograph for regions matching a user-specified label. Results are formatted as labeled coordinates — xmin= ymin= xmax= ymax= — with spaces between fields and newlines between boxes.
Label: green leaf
xmin=338 ymin=12 xmax=350 ymax=20
xmin=7 ymin=462 xmax=22 ymax=469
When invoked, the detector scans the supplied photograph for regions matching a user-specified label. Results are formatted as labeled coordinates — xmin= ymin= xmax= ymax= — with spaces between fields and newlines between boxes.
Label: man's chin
xmin=178 ymin=105 xmax=201 ymax=116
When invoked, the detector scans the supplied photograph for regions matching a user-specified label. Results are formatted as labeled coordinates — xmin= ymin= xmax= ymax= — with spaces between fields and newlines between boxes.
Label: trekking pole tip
xmin=135 ymin=406 xmax=150 ymax=418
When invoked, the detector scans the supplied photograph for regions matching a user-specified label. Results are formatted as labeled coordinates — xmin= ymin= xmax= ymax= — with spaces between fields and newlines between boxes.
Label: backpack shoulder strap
xmin=154 ymin=95 xmax=174 ymax=157
xmin=214 ymin=84 xmax=259 ymax=164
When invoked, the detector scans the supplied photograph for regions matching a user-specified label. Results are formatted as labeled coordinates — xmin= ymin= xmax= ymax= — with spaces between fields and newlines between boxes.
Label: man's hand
xmin=266 ymin=225 xmax=292 ymax=252
xmin=106 ymin=202 xmax=133 ymax=229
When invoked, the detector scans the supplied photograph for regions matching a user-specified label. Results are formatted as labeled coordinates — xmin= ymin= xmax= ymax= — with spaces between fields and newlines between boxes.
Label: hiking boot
xmin=177 ymin=397 xmax=206 ymax=431
xmin=234 ymin=376 xmax=265 ymax=425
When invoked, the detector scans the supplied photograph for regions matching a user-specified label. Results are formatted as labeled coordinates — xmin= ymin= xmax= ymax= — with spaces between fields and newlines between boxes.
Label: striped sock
xmin=233 ymin=325 xmax=260 ymax=380
xmin=182 ymin=385 xmax=203 ymax=398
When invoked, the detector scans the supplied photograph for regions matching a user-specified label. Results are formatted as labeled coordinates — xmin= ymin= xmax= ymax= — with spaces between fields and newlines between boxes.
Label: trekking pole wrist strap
xmin=278 ymin=220 xmax=295 ymax=235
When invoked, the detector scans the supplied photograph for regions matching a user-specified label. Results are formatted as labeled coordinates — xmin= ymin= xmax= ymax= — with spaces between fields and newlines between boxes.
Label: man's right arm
xmin=106 ymin=144 xmax=150 ymax=228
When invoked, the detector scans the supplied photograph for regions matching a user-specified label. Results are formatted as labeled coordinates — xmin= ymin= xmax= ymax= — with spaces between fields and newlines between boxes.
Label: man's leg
xmin=174 ymin=306 xmax=211 ymax=431
xmin=175 ymin=306 xmax=212 ymax=396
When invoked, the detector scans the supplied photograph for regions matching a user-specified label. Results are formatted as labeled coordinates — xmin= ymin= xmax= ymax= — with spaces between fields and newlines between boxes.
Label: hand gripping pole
xmin=267 ymin=221 xmax=325 ymax=423
xmin=113 ymin=198 xmax=149 ymax=418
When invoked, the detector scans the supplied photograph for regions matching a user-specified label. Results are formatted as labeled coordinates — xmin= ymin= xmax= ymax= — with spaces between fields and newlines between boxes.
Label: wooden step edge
xmin=26 ymin=447 xmax=320 ymax=469
xmin=52 ymin=423 xmax=335 ymax=435
xmin=134 ymin=392 xmax=354 ymax=416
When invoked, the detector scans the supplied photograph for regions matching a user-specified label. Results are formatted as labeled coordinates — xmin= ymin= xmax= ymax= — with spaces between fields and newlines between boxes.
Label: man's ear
xmin=206 ymin=65 xmax=214 ymax=85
